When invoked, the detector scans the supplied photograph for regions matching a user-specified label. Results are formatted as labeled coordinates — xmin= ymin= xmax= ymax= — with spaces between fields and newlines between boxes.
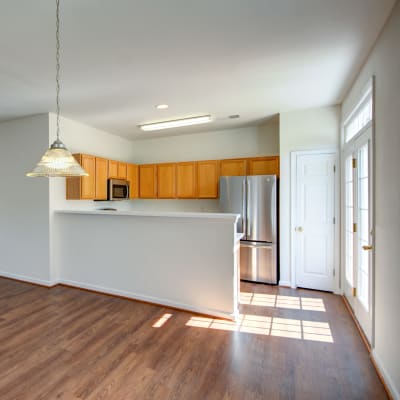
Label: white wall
xmin=132 ymin=121 xmax=279 ymax=163
xmin=279 ymin=106 xmax=340 ymax=286
xmin=54 ymin=211 xmax=239 ymax=319
xmin=0 ymin=115 xmax=52 ymax=284
xmin=342 ymin=3 xmax=400 ymax=397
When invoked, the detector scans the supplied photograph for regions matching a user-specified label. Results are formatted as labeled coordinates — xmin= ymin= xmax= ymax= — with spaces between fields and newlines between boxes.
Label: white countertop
xmin=55 ymin=209 xmax=240 ymax=221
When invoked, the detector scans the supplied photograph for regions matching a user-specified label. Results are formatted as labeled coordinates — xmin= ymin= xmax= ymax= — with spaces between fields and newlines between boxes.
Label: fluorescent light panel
xmin=140 ymin=115 xmax=212 ymax=131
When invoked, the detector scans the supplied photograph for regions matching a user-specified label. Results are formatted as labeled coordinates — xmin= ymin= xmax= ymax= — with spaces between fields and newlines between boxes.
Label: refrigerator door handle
xmin=242 ymin=178 xmax=247 ymax=238
xmin=240 ymin=242 xmax=272 ymax=248
xmin=246 ymin=178 xmax=251 ymax=238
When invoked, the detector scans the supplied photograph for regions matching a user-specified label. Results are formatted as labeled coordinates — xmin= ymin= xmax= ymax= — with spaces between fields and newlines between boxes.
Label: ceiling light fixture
xmin=27 ymin=0 xmax=88 ymax=178
xmin=155 ymin=104 xmax=169 ymax=109
xmin=139 ymin=115 xmax=212 ymax=131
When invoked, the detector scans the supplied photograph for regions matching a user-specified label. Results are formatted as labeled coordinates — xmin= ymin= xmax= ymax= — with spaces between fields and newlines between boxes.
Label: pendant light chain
xmin=26 ymin=0 xmax=88 ymax=177
xmin=55 ymin=0 xmax=61 ymax=141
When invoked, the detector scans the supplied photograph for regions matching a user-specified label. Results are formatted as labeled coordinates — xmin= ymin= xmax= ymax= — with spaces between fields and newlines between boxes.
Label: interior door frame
xmin=290 ymin=149 xmax=340 ymax=292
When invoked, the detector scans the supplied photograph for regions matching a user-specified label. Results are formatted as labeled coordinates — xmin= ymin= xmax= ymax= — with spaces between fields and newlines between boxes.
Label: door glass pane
xmin=357 ymin=143 xmax=369 ymax=310
xmin=345 ymin=156 xmax=354 ymax=286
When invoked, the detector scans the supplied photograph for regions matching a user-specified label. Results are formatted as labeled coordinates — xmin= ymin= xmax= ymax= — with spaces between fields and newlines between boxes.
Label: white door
xmin=343 ymin=128 xmax=373 ymax=342
xmin=293 ymin=151 xmax=336 ymax=291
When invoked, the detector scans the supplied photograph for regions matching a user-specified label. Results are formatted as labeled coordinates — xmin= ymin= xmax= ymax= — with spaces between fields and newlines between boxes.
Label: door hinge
xmin=333 ymin=165 xmax=336 ymax=173
xmin=333 ymin=269 xmax=335 ymax=277
xmin=353 ymin=223 xmax=357 ymax=233
xmin=333 ymin=217 xmax=336 ymax=224
xmin=352 ymin=158 xmax=357 ymax=168
xmin=352 ymin=287 xmax=357 ymax=297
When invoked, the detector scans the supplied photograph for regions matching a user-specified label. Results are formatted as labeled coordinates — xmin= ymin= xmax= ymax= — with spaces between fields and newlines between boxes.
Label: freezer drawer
xmin=240 ymin=241 xmax=277 ymax=284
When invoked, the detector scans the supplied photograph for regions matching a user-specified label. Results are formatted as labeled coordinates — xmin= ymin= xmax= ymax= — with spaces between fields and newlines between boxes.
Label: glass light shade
xmin=27 ymin=139 xmax=88 ymax=177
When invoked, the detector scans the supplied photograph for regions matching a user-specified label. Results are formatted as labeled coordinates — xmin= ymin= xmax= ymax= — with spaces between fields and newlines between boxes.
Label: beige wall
xmin=342 ymin=2 xmax=400 ymax=397
xmin=279 ymin=106 xmax=340 ymax=285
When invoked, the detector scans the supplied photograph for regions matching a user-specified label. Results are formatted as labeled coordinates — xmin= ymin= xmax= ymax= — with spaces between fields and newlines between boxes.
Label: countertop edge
xmin=54 ymin=209 xmax=240 ymax=221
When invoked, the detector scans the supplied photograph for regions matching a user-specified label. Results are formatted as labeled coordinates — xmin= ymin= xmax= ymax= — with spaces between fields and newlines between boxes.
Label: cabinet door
xmin=247 ymin=156 xmax=279 ymax=176
xmin=108 ymin=160 xmax=118 ymax=178
xmin=126 ymin=163 xmax=139 ymax=199
xmin=81 ymin=154 xmax=96 ymax=199
xmin=95 ymin=157 xmax=108 ymax=200
xmin=176 ymin=162 xmax=197 ymax=198
xmin=197 ymin=160 xmax=219 ymax=198
xmin=118 ymin=162 xmax=127 ymax=179
xmin=157 ymin=163 xmax=176 ymax=198
xmin=220 ymin=159 xmax=247 ymax=176
xmin=139 ymin=164 xmax=157 ymax=198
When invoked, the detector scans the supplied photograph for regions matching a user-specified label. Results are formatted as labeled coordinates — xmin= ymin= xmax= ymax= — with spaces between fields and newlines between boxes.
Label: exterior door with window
xmin=343 ymin=128 xmax=374 ymax=342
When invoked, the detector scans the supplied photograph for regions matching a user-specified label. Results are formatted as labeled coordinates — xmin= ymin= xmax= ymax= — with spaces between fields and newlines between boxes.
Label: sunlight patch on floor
xmin=185 ymin=314 xmax=333 ymax=343
xmin=240 ymin=292 xmax=326 ymax=312
xmin=152 ymin=313 xmax=173 ymax=328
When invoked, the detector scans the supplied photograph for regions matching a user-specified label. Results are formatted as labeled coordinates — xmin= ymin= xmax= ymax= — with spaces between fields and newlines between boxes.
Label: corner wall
xmin=279 ymin=106 xmax=340 ymax=286
xmin=0 ymin=115 xmax=52 ymax=284
xmin=342 ymin=2 xmax=400 ymax=397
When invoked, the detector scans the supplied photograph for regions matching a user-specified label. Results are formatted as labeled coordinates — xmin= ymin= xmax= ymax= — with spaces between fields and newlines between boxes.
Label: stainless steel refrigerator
xmin=219 ymin=175 xmax=278 ymax=284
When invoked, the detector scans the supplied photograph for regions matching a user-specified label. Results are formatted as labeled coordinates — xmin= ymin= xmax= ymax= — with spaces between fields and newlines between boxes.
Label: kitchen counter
xmin=56 ymin=209 xmax=239 ymax=220
xmin=53 ymin=210 xmax=240 ymax=320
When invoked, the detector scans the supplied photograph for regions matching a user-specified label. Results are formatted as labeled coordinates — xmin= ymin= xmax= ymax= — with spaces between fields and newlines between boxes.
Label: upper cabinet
xmin=95 ymin=157 xmax=108 ymax=200
xmin=197 ymin=160 xmax=219 ymax=199
xmin=66 ymin=154 xmax=96 ymax=200
xmin=176 ymin=162 xmax=197 ymax=198
xmin=247 ymin=156 xmax=279 ymax=176
xmin=220 ymin=159 xmax=247 ymax=176
xmin=118 ymin=162 xmax=127 ymax=179
xmin=108 ymin=160 xmax=118 ymax=178
xmin=126 ymin=163 xmax=139 ymax=199
xmin=157 ymin=163 xmax=176 ymax=199
xmin=139 ymin=164 xmax=157 ymax=198
xmin=108 ymin=160 xmax=127 ymax=179
xmin=66 ymin=154 xmax=279 ymax=200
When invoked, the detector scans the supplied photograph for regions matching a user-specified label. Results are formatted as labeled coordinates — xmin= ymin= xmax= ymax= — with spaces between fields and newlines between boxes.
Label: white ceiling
xmin=0 ymin=0 xmax=396 ymax=140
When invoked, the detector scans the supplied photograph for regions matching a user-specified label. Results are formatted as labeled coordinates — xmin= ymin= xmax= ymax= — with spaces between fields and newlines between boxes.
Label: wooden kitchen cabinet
xmin=157 ymin=163 xmax=176 ymax=198
xmin=118 ymin=162 xmax=127 ymax=179
xmin=220 ymin=158 xmax=247 ymax=176
xmin=126 ymin=163 xmax=139 ymax=199
xmin=197 ymin=160 xmax=219 ymax=198
xmin=176 ymin=162 xmax=197 ymax=198
xmin=247 ymin=156 xmax=279 ymax=176
xmin=108 ymin=160 xmax=127 ymax=179
xmin=139 ymin=164 xmax=157 ymax=198
xmin=66 ymin=154 xmax=96 ymax=200
xmin=95 ymin=157 xmax=108 ymax=200
xmin=108 ymin=160 xmax=119 ymax=178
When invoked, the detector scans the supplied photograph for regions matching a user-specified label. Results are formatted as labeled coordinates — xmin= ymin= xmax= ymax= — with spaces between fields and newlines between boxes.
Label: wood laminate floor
xmin=0 ymin=278 xmax=387 ymax=400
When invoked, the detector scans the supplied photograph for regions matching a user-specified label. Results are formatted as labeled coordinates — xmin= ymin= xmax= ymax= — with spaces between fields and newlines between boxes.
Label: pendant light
xmin=27 ymin=0 xmax=88 ymax=177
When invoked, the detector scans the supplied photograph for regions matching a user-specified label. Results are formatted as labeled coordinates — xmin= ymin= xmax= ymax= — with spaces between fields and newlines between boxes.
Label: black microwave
xmin=108 ymin=179 xmax=130 ymax=200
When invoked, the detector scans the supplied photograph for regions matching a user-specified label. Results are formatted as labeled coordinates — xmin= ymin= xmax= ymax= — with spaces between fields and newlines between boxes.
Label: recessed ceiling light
xmin=139 ymin=115 xmax=212 ymax=131
xmin=156 ymin=104 xmax=169 ymax=109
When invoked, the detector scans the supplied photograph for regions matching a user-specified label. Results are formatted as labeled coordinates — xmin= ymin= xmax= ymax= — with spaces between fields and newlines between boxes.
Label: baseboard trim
xmin=59 ymin=279 xmax=235 ymax=321
xmin=342 ymin=295 xmax=371 ymax=351
xmin=371 ymin=350 xmax=399 ymax=400
xmin=342 ymin=295 xmax=398 ymax=400
xmin=278 ymin=280 xmax=291 ymax=287
xmin=0 ymin=271 xmax=57 ymax=288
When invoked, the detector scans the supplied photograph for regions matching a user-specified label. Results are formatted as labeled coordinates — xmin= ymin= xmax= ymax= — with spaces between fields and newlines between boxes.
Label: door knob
xmin=295 ymin=226 xmax=304 ymax=232
xmin=362 ymin=245 xmax=373 ymax=251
